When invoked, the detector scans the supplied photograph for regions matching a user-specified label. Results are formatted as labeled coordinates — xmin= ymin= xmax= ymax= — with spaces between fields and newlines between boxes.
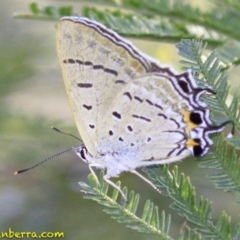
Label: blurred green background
xmin=1 ymin=1 xmax=239 ymax=239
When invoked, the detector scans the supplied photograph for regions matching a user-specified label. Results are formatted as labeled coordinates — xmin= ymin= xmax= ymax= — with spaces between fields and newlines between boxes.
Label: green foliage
xmin=199 ymin=135 xmax=240 ymax=200
xmin=15 ymin=0 xmax=240 ymax=239
xmin=14 ymin=3 xmax=75 ymax=20
xmin=143 ymin=166 xmax=240 ymax=239
xmin=80 ymin=169 xmax=240 ymax=239
xmin=79 ymin=171 xmax=173 ymax=239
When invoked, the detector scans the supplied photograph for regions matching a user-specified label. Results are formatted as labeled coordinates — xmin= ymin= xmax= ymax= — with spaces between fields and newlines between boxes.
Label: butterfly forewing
xmin=57 ymin=17 xmax=151 ymax=156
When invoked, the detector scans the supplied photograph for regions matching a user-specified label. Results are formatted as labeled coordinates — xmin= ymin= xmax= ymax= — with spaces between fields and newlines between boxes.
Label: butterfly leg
xmin=88 ymin=164 xmax=127 ymax=200
xmin=131 ymin=170 xmax=162 ymax=194
xmin=88 ymin=163 xmax=103 ymax=185
xmin=103 ymin=175 xmax=127 ymax=201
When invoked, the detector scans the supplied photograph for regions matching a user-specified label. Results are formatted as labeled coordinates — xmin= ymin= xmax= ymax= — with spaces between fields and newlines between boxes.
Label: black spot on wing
xmin=154 ymin=104 xmax=163 ymax=110
xmin=123 ymin=92 xmax=132 ymax=100
xmin=193 ymin=145 xmax=203 ymax=157
xmin=178 ymin=80 xmax=189 ymax=93
xmin=193 ymin=138 xmax=201 ymax=144
xmin=78 ymin=83 xmax=93 ymax=88
xmin=112 ymin=111 xmax=121 ymax=119
xmin=158 ymin=113 xmax=167 ymax=119
xmin=190 ymin=112 xmax=202 ymax=125
xmin=83 ymin=104 xmax=92 ymax=110
xmin=132 ymin=114 xmax=139 ymax=119
xmin=115 ymin=80 xmax=125 ymax=84
xmin=77 ymin=83 xmax=93 ymax=88
xmin=84 ymin=61 xmax=93 ymax=66
xmin=127 ymin=125 xmax=133 ymax=132
xmin=146 ymin=99 xmax=154 ymax=106
xmin=93 ymin=65 xmax=104 ymax=70
xmin=134 ymin=96 xmax=143 ymax=103
xmin=63 ymin=59 xmax=118 ymax=77
xmin=68 ymin=59 xmax=75 ymax=64
xmin=89 ymin=124 xmax=95 ymax=129
xmin=76 ymin=60 xmax=83 ymax=64
xmin=139 ymin=116 xmax=151 ymax=122
xmin=132 ymin=114 xmax=151 ymax=122
xmin=104 ymin=68 xmax=118 ymax=76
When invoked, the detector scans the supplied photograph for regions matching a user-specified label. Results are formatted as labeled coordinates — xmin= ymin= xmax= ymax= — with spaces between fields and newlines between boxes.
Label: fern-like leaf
xmin=79 ymin=171 xmax=173 ymax=239
xmin=217 ymin=42 xmax=240 ymax=70
xmin=199 ymin=135 xmax=240 ymax=198
xmin=143 ymin=166 xmax=238 ymax=239
xmin=14 ymin=2 xmax=74 ymax=20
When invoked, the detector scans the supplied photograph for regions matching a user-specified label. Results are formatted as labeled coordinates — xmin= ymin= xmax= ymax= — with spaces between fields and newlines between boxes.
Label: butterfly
xmin=56 ymin=16 xmax=233 ymax=199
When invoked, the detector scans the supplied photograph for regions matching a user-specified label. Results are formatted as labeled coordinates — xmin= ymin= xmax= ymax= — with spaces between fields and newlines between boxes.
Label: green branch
xmin=143 ymin=166 xmax=240 ymax=239
xmin=79 ymin=172 xmax=173 ymax=239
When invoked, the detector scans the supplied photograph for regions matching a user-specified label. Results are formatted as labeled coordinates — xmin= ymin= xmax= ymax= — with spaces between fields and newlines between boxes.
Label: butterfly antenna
xmin=51 ymin=126 xmax=81 ymax=141
xmin=14 ymin=147 xmax=74 ymax=175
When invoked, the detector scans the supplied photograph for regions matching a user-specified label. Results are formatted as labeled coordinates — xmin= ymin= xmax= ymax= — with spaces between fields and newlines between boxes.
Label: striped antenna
xmin=15 ymin=127 xmax=81 ymax=175
xmin=15 ymin=147 xmax=74 ymax=175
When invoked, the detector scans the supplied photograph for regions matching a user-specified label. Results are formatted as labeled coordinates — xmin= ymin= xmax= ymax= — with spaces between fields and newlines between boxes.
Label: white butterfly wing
xmin=57 ymin=17 xmax=153 ymax=156
xmin=98 ymin=73 xmax=193 ymax=166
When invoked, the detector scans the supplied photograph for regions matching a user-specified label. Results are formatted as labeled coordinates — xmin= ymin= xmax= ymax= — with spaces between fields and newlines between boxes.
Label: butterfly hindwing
xmin=98 ymin=73 xmax=192 ymax=164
